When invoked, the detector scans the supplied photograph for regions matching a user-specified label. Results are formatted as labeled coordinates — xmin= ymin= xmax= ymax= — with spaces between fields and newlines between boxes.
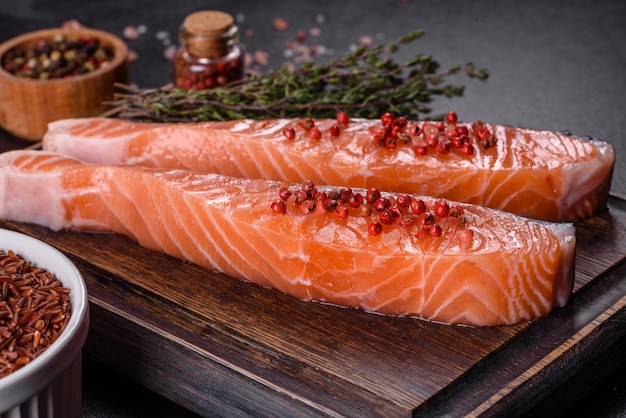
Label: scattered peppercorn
xmin=2 ymin=34 xmax=114 ymax=80
xmin=309 ymin=126 xmax=322 ymax=140
xmin=410 ymin=198 xmax=426 ymax=214
xmin=271 ymin=200 xmax=286 ymax=215
xmin=428 ymin=224 xmax=442 ymax=237
xmin=461 ymin=142 xmax=474 ymax=155
xmin=271 ymin=181 xmax=473 ymax=243
xmin=374 ymin=197 xmax=390 ymax=212
xmin=379 ymin=209 xmax=394 ymax=225
xmin=368 ymin=222 xmax=383 ymax=236
xmin=281 ymin=111 xmax=496 ymax=160
xmin=414 ymin=144 xmax=427 ymax=156
xmin=365 ymin=188 xmax=381 ymax=204
xmin=396 ymin=194 xmax=411 ymax=208
xmin=335 ymin=205 xmax=349 ymax=219
xmin=336 ymin=111 xmax=350 ymax=125
xmin=282 ymin=127 xmax=296 ymax=140
xmin=278 ymin=188 xmax=292 ymax=201
xmin=434 ymin=201 xmax=450 ymax=217
xmin=302 ymin=179 xmax=315 ymax=193
xmin=348 ymin=193 xmax=363 ymax=208
xmin=366 ymin=110 xmax=497 ymax=156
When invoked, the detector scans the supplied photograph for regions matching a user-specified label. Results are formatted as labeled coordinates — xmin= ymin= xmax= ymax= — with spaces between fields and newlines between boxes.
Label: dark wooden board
xmin=1 ymin=195 xmax=625 ymax=417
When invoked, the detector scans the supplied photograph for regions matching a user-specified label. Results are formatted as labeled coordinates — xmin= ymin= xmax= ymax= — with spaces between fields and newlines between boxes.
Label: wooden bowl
xmin=0 ymin=27 xmax=129 ymax=141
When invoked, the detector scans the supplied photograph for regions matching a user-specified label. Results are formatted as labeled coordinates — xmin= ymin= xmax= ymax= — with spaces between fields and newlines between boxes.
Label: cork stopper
xmin=181 ymin=11 xmax=236 ymax=57
xmin=184 ymin=11 xmax=234 ymax=36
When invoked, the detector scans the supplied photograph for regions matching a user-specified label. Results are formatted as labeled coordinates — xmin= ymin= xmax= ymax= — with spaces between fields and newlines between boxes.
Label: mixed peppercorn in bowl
xmin=0 ymin=27 xmax=129 ymax=141
xmin=2 ymin=33 xmax=116 ymax=80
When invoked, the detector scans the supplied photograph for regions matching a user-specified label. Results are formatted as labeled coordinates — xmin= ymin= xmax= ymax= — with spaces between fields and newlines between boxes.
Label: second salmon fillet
xmin=42 ymin=113 xmax=615 ymax=222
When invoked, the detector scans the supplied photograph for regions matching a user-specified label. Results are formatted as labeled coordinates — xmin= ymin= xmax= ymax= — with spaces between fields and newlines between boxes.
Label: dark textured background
xmin=2 ymin=0 xmax=625 ymax=198
xmin=1 ymin=1 xmax=625 ymax=416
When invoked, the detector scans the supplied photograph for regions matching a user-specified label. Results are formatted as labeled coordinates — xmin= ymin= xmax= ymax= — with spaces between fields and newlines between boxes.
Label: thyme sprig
xmin=108 ymin=30 xmax=489 ymax=122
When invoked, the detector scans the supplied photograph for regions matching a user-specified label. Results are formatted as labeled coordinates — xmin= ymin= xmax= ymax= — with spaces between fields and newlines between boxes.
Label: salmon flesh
xmin=0 ymin=150 xmax=576 ymax=326
xmin=42 ymin=116 xmax=615 ymax=223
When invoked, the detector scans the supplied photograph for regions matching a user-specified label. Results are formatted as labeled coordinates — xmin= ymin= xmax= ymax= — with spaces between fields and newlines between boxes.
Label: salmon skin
xmin=42 ymin=116 xmax=615 ymax=223
xmin=0 ymin=150 xmax=576 ymax=326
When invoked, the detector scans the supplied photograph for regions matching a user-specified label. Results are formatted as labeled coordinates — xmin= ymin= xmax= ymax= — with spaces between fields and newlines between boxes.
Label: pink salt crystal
xmin=163 ymin=45 xmax=176 ymax=61
xmin=244 ymin=52 xmax=254 ymax=67
xmin=62 ymin=19 xmax=84 ymax=29
xmin=127 ymin=49 xmax=139 ymax=63
xmin=273 ymin=17 xmax=289 ymax=31
xmin=285 ymin=40 xmax=299 ymax=49
xmin=254 ymin=50 xmax=269 ymax=66
xmin=359 ymin=35 xmax=373 ymax=46
xmin=123 ymin=25 xmax=140 ymax=41
xmin=309 ymin=27 xmax=321 ymax=37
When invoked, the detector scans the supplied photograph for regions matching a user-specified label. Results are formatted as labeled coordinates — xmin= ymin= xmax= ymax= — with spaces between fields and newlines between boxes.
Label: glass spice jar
xmin=173 ymin=10 xmax=245 ymax=90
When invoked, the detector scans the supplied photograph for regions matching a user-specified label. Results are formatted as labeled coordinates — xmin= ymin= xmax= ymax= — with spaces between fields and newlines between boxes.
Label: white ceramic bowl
xmin=0 ymin=228 xmax=89 ymax=418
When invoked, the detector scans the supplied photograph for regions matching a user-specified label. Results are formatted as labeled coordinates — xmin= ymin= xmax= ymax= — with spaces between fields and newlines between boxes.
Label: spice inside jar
xmin=173 ymin=10 xmax=245 ymax=90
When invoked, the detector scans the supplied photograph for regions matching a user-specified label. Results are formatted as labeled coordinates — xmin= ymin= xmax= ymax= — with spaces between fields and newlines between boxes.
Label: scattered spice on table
xmin=273 ymin=17 xmax=289 ymax=32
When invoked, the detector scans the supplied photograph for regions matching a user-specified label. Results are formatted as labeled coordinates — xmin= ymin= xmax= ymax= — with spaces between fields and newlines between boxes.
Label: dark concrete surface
xmin=1 ymin=0 xmax=625 ymax=416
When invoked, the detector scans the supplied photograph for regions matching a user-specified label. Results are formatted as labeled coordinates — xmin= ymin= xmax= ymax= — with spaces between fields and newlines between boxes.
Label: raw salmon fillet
xmin=0 ymin=150 xmax=576 ymax=326
xmin=42 ymin=116 xmax=615 ymax=222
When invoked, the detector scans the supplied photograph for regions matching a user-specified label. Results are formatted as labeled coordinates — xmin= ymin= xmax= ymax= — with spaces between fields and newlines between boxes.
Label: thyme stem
xmin=107 ymin=30 xmax=489 ymax=122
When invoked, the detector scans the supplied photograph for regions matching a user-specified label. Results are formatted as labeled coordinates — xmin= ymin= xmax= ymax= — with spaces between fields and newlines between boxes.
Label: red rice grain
xmin=0 ymin=249 xmax=71 ymax=378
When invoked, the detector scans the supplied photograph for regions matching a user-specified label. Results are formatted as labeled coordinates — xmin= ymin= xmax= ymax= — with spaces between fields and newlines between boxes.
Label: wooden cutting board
xmin=2 ymin=195 xmax=625 ymax=417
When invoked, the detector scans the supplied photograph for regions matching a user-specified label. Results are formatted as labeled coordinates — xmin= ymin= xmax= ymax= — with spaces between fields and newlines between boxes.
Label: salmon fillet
xmin=42 ymin=115 xmax=615 ymax=223
xmin=0 ymin=150 xmax=576 ymax=326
